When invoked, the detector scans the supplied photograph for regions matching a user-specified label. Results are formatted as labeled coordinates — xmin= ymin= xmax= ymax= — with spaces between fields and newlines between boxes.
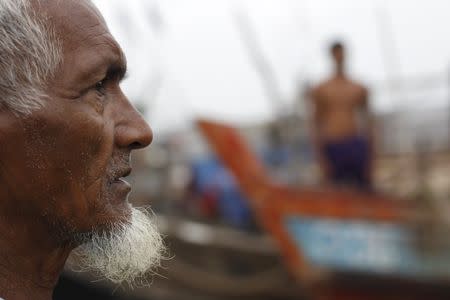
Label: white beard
xmin=71 ymin=207 xmax=164 ymax=286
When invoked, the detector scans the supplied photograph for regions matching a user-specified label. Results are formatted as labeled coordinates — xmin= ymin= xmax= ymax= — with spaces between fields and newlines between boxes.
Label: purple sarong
xmin=323 ymin=136 xmax=371 ymax=189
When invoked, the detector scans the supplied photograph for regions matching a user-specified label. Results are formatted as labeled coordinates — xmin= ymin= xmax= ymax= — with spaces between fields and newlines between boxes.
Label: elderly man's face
xmin=0 ymin=0 xmax=151 ymax=237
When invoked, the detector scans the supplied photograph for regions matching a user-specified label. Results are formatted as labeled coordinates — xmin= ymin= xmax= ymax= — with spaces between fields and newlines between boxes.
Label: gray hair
xmin=0 ymin=0 xmax=61 ymax=115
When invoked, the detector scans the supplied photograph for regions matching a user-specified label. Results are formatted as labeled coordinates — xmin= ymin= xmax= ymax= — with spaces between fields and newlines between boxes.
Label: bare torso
xmin=312 ymin=77 xmax=368 ymax=141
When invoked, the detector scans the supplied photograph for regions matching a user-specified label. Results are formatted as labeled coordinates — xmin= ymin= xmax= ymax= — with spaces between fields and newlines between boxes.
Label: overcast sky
xmin=93 ymin=0 xmax=450 ymax=133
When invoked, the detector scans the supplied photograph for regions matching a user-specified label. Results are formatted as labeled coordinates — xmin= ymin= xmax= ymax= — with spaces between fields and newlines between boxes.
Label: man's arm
xmin=308 ymin=88 xmax=330 ymax=181
xmin=361 ymin=88 xmax=375 ymax=182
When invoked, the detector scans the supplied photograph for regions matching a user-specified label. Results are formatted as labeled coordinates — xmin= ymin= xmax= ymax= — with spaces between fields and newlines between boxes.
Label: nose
xmin=114 ymin=97 xmax=153 ymax=150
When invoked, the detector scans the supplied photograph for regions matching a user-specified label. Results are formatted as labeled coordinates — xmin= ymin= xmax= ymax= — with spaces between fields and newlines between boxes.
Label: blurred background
xmin=55 ymin=0 xmax=450 ymax=299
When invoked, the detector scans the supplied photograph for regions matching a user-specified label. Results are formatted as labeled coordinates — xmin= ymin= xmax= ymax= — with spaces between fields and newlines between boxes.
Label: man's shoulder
xmin=311 ymin=79 xmax=333 ymax=97
xmin=315 ymin=78 xmax=334 ymax=89
xmin=346 ymin=79 xmax=368 ymax=92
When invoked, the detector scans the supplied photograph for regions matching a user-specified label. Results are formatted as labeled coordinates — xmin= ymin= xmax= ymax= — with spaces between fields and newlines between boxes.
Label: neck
xmin=334 ymin=66 xmax=346 ymax=78
xmin=0 ymin=216 xmax=74 ymax=300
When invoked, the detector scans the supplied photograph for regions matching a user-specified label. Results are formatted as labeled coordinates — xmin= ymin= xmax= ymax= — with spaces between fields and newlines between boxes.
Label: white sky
xmin=93 ymin=0 xmax=450 ymax=133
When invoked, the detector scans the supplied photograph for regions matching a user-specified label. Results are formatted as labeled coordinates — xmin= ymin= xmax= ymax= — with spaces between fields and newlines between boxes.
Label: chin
xmin=71 ymin=207 xmax=165 ymax=287
xmin=95 ymin=201 xmax=133 ymax=232
xmin=94 ymin=178 xmax=134 ymax=229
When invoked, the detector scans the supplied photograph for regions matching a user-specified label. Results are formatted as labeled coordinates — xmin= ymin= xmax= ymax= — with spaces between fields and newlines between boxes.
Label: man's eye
xmin=94 ymin=80 xmax=107 ymax=95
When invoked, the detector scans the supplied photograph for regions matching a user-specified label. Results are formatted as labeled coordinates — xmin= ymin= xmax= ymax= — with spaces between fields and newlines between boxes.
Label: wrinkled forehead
xmin=34 ymin=0 xmax=103 ymax=23
xmin=40 ymin=0 xmax=107 ymax=44
xmin=46 ymin=0 xmax=101 ymax=34
xmin=37 ymin=0 xmax=126 ymax=82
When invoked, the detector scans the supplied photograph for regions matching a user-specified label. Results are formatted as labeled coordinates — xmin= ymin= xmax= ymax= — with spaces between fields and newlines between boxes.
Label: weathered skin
xmin=310 ymin=44 xmax=373 ymax=181
xmin=0 ymin=1 xmax=152 ymax=299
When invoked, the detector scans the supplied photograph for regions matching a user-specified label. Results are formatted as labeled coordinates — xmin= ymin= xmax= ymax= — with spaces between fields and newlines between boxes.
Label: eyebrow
xmin=105 ymin=61 xmax=128 ymax=82
xmin=79 ymin=47 xmax=127 ymax=86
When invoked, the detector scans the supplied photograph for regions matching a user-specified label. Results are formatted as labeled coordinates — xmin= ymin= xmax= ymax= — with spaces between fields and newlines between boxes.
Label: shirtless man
xmin=310 ymin=42 xmax=374 ymax=189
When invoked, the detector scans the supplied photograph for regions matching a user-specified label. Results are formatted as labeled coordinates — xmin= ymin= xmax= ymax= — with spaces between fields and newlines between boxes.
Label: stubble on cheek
xmin=23 ymin=102 xmax=115 ymax=231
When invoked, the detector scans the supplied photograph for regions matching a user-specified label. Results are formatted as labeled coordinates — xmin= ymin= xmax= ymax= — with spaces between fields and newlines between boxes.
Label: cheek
xmin=20 ymin=109 xmax=113 ymax=216
xmin=0 ymin=128 xmax=39 ymax=213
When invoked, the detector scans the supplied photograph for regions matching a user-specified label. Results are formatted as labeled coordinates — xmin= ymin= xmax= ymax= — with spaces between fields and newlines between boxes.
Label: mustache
xmin=107 ymin=151 xmax=132 ymax=181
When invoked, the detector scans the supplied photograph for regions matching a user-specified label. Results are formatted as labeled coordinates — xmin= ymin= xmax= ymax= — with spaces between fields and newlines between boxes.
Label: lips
xmin=109 ymin=167 xmax=132 ymax=199
xmin=109 ymin=167 xmax=132 ymax=185
xmin=116 ymin=168 xmax=131 ymax=180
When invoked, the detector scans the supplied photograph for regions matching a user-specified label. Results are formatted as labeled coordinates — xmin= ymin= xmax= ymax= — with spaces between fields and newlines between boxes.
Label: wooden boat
xmin=198 ymin=119 xmax=450 ymax=300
